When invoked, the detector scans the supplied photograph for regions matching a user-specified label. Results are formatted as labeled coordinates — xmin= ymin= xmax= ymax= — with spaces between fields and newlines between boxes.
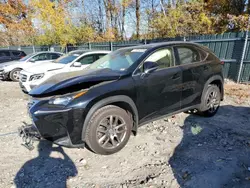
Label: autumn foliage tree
xmin=149 ymin=1 xmax=214 ymax=38
xmin=0 ymin=0 xmax=250 ymax=46
xmin=30 ymin=0 xmax=94 ymax=46
xmin=0 ymin=0 xmax=34 ymax=46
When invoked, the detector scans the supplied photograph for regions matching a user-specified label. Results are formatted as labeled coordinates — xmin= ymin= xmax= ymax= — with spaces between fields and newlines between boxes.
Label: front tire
xmin=199 ymin=84 xmax=221 ymax=117
xmin=10 ymin=68 xmax=22 ymax=82
xmin=84 ymin=105 xmax=132 ymax=155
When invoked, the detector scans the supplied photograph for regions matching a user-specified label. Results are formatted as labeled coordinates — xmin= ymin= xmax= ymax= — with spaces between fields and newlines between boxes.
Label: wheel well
xmin=109 ymin=101 xmax=137 ymax=135
xmin=209 ymin=79 xmax=223 ymax=99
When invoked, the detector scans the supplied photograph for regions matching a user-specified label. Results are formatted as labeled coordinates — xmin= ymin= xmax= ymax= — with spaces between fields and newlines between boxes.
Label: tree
xmin=135 ymin=0 xmax=140 ymax=39
xmin=150 ymin=1 xmax=214 ymax=38
xmin=0 ymin=0 xmax=34 ymax=46
xmin=30 ymin=0 xmax=95 ymax=46
xmin=204 ymin=0 xmax=247 ymax=15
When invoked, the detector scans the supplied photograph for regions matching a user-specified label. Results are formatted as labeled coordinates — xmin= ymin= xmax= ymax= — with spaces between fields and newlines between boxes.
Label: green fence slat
xmin=3 ymin=32 xmax=250 ymax=82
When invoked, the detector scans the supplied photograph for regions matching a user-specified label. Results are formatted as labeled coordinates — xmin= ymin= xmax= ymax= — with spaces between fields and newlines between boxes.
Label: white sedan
xmin=19 ymin=50 xmax=110 ymax=93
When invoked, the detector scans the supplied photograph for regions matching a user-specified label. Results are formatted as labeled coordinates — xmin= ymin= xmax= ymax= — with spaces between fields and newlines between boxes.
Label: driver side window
xmin=144 ymin=48 xmax=173 ymax=69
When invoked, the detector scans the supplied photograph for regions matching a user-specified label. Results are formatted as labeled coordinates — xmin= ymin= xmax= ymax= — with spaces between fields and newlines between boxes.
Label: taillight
xmin=221 ymin=61 xmax=224 ymax=65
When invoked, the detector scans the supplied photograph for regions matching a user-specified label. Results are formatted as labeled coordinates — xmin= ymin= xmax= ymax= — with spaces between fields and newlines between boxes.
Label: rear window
xmin=0 ymin=51 xmax=11 ymax=57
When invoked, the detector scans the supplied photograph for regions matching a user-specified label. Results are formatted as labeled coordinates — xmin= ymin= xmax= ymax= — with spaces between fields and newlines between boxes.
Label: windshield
xmin=19 ymin=53 xmax=34 ymax=62
xmin=89 ymin=48 xmax=146 ymax=71
xmin=53 ymin=53 xmax=79 ymax=64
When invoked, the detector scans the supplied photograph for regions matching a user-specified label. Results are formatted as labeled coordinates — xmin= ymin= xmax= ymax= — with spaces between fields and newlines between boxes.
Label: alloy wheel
xmin=96 ymin=115 xmax=127 ymax=149
xmin=206 ymin=89 xmax=220 ymax=113
xmin=13 ymin=70 xmax=20 ymax=81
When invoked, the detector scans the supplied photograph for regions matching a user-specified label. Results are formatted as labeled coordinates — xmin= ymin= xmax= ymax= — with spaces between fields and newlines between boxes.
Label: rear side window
xmin=78 ymin=55 xmax=95 ymax=65
xmin=49 ymin=53 xmax=61 ymax=60
xmin=176 ymin=47 xmax=201 ymax=65
xmin=0 ymin=51 xmax=11 ymax=57
xmin=32 ymin=53 xmax=48 ymax=61
xmin=12 ymin=51 xmax=25 ymax=57
xmin=95 ymin=54 xmax=106 ymax=60
xmin=12 ymin=51 xmax=21 ymax=56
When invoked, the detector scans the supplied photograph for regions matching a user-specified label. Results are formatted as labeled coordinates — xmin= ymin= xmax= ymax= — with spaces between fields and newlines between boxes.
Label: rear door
xmin=133 ymin=47 xmax=182 ymax=123
xmin=174 ymin=45 xmax=210 ymax=109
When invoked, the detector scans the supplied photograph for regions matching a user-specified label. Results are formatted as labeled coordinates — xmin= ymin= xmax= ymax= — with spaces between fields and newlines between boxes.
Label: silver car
xmin=0 ymin=51 xmax=63 ymax=81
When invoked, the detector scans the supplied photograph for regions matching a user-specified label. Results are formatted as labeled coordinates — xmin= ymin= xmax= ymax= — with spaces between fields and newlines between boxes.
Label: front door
xmin=133 ymin=47 xmax=182 ymax=123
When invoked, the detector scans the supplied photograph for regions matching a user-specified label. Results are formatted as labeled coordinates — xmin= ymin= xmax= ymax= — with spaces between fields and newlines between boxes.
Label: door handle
xmin=172 ymin=73 xmax=180 ymax=80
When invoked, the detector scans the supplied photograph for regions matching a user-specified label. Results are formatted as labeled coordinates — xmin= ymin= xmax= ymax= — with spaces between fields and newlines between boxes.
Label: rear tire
xmin=84 ymin=105 xmax=132 ymax=155
xmin=10 ymin=68 xmax=22 ymax=82
xmin=199 ymin=84 xmax=221 ymax=117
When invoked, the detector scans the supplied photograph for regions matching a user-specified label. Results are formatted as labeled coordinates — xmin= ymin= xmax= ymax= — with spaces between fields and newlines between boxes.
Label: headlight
xmin=30 ymin=73 xmax=44 ymax=81
xmin=48 ymin=90 xmax=88 ymax=106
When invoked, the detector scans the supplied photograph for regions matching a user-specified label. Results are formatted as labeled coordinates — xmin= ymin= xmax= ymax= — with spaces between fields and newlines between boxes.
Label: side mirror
xmin=143 ymin=61 xmax=158 ymax=74
xmin=72 ymin=62 xmax=82 ymax=67
xmin=29 ymin=58 xmax=36 ymax=63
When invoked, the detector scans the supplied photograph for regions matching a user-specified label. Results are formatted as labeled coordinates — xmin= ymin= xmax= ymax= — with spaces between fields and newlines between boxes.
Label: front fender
xmin=4 ymin=65 xmax=22 ymax=72
xmin=81 ymin=95 xmax=139 ymax=141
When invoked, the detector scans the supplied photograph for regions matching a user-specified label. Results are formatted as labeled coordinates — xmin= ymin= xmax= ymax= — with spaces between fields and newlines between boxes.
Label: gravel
xmin=0 ymin=81 xmax=249 ymax=188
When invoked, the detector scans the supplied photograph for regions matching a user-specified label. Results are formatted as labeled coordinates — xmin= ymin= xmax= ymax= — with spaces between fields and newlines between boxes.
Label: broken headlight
xmin=48 ymin=90 xmax=88 ymax=106
xmin=30 ymin=73 xmax=44 ymax=81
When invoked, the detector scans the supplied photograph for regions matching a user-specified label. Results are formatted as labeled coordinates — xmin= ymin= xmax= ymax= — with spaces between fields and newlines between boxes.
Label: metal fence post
xmin=88 ymin=42 xmax=92 ymax=50
xmin=109 ymin=42 xmax=113 ymax=51
xmin=32 ymin=45 xmax=36 ymax=53
xmin=237 ymin=16 xmax=250 ymax=83
xmin=65 ymin=45 xmax=68 ymax=53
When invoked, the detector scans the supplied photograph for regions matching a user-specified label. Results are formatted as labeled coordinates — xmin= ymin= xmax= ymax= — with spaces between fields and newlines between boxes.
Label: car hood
xmin=24 ymin=62 xmax=65 ymax=74
xmin=0 ymin=60 xmax=21 ymax=68
xmin=29 ymin=68 xmax=121 ymax=97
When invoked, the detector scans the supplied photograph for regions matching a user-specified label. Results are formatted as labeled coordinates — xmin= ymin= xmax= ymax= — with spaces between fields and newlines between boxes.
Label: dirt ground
xmin=0 ymin=81 xmax=249 ymax=188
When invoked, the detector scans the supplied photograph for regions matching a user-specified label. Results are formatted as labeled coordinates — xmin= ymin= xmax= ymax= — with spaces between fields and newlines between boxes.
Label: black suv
xmin=0 ymin=49 xmax=26 ymax=63
xmin=23 ymin=42 xmax=224 ymax=155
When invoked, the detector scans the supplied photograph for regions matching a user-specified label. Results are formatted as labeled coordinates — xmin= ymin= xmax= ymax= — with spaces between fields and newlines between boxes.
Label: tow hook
xmin=18 ymin=123 xmax=41 ymax=151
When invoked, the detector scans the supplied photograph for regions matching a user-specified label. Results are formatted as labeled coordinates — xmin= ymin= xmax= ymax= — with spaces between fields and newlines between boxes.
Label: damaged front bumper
xmin=19 ymin=99 xmax=86 ymax=150
xmin=18 ymin=124 xmax=41 ymax=150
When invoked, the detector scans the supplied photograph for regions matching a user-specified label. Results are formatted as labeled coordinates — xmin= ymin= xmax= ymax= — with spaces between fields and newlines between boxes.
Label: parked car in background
xmin=0 ymin=49 xmax=26 ymax=63
xmin=19 ymin=50 xmax=110 ymax=93
xmin=0 ymin=51 xmax=63 ymax=81
xmin=22 ymin=42 xmax=224 ymax=155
